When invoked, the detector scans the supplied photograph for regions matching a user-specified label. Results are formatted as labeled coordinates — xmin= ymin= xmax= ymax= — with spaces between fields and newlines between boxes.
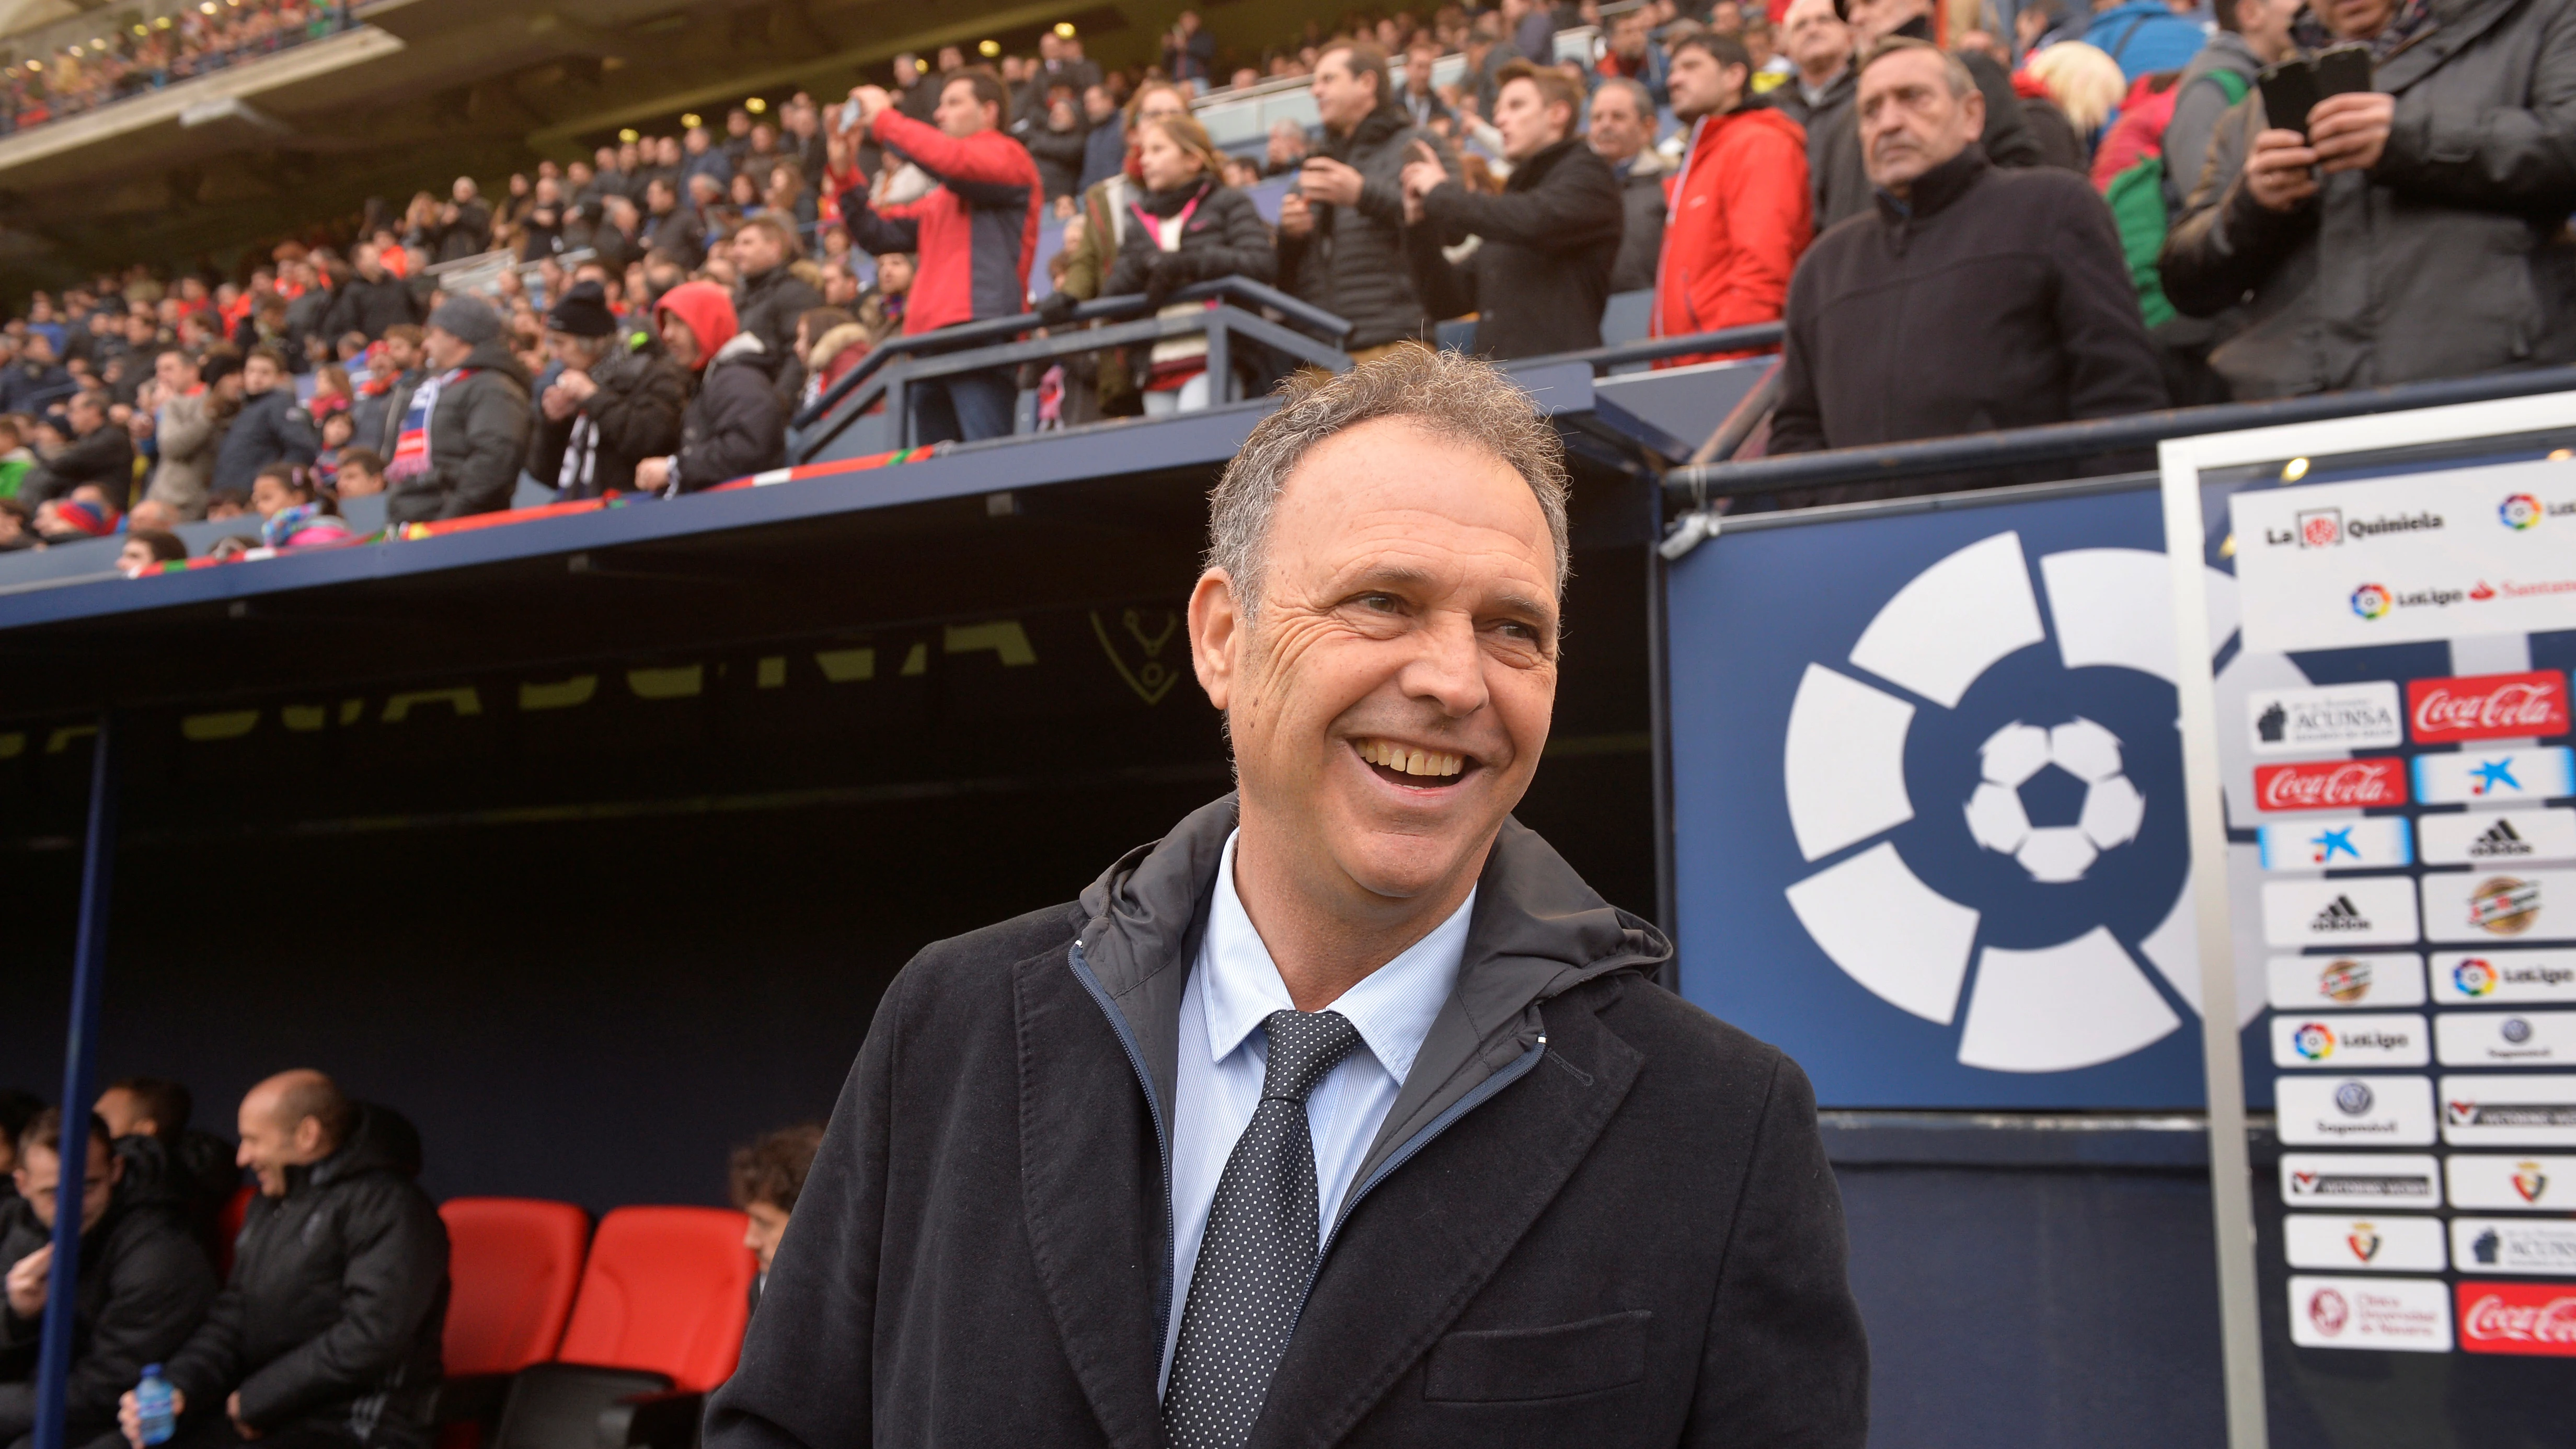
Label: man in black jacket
xmin=119 ymin=1074 xmax=447 ymax=1449
xmin=1589 ymin=78 xmax=1669 ymax=295
xmin=729 ymin=219 xmax=825 ymax=406
xmin=209 ymin=350 xmax=319 ymax=503
xmin=384 ymin=298 xmax=532 ymax=524
xmin=1810 ymin=0 xmax=2040 ymax=227
xmin=1770 ymin=40 xmax=2164 ymax=476
xmin=1278 ymin=42 xmax=1457 ymax=361
xmin=1 ymin=1110 xmax=218 ymax=1449
xmin=1400 ymin=61 xmax=1623 ymax=359
xmin=703 ymin=347 xmax=1868 ymax=1449
xmin=529 ymin=282 xmax=685 ymax=498
xmin=319 ymin=246 xmax=417 ymax=346
xmin=18 ymin=392 xmax=134 ymax=508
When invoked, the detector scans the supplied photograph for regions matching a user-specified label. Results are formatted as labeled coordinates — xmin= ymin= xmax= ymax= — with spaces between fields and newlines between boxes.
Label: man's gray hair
xmin=1591 ymin=75 xmax=1656 ymax=121
xmin=1856 ymin=35 xmax=1976 ymax=98
xmin=1206 ymin=344 xmax=1570 ymax=624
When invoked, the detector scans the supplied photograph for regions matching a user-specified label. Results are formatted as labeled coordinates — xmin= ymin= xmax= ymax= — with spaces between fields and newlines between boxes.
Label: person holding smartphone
xmin=2161 ymin=0 xmax=2576 ymax=398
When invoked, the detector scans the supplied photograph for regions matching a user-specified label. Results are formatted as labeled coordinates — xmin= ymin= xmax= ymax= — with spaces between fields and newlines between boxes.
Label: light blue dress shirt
xmin=1157 ymin=830 xmax=1474 ymax=1393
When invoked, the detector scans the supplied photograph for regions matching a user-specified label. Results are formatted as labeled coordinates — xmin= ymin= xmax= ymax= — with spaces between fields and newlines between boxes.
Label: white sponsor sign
xmin=2447 ymin=1154 xmax=2576 ymax=1211
xmin=2281 ymin=1075 xmax=2437 ymax=1146
xmin=2454 ymin=1218 xmax=2576 ymax=1276
xmin=2420 ymin=808 xmax=2576 ymax=867
xmin=2247 ymin=682 xmax=2405 ymax=757
xmin=2413 ymin=747 xmax=2576 ymax=807
xmin=2442 ymin=1074 xmax=2576 ymax=1146
xmin=2436 ymin=1009 xmax=2576 ymax=1067
xmin=2269 ymin=953 xmax=2425 ymax=1011
xmin=2286 ymin=1214 xmax=2448 ymax=1273
xmin=2421 ymin=868 xmax=2574 ymax=945
xmin=2288 ymin=1275 xmax=2454 ymax=1351
xmin=2230 ymin=463 xmax=2576 ymax=653
xmin=2259 ymin=816 xmax=2414 ymax=871
xmin=2433 ymin=949 xmax=2576 ymax=1004
xmin=2263 ymin=877 xmax=2421 ymax=948
xmin=2272 ymin=1013 xmax=2429 ymax=1068
xmin=2281 ymin=1153 xmax=2444 ymax=1208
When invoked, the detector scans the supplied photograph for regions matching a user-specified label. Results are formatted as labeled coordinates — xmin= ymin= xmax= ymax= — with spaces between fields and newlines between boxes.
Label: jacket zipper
xmin=1068 ymin=942 xmax=1177 ymax=1352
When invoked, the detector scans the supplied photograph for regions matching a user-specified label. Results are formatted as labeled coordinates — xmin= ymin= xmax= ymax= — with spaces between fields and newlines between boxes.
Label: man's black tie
xmin=1162 ymin=1008 xmax=1364 ymax=1449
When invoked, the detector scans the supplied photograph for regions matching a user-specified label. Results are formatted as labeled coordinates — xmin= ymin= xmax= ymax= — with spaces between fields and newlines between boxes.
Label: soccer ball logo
xmin=1963 ymin=718 xmax=2145 ymax=883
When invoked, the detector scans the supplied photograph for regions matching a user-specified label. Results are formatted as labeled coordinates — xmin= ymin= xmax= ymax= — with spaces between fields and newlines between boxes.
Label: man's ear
xmin=1189 ymin=568 xmax=1243 ymax=711
xmin=1960 ymin=82 xmax=1985 ymax=135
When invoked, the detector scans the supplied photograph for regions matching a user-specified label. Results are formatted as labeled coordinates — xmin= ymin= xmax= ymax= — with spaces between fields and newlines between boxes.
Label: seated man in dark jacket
xmin=384 ymin=297 xmax=532 ymax=525
xmin=635 ymin=282 xmax=784 ymax=495
xmin=18 ymin=392 xmax=136 ymax=508
xmin=1398 ymin=61 xmax=1623 ymax=360
xmin=1770 ymin=39 xmax=2165 ymax=487
xmin=1 ymin=1110 xmax=218 ymax=1449
xmin=528 ymin=282 xmax=686 ymax=498
xmin=119 ymin=1073 xmax=447 ymax=1449
xmin=208 ymin=350 xmax=320 ymax=505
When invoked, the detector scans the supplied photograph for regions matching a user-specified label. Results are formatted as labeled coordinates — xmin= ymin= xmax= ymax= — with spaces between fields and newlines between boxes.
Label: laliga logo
xmin=2294 ymin=1022 xmax=2337 ymax=1061
xmin=1779 ymin=532 xmax=2244 ymax=1075
xmin=2456 ymin=958 xmax=2501 ymax=997
xmin=2352 ymin=583 xmax=2393 ymax=620
xmin=2502 ymin=493 xmax=2543 ymax=531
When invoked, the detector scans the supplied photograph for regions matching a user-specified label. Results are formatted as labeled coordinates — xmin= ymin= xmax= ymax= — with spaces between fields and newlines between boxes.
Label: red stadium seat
xmin=216 ymin=1184 xmax=254 ymax=1280
xmin=554 ymin=1206 xmax=755 ymax=1392
xmin=440 ymin=1198 xmax=592 ymax=1376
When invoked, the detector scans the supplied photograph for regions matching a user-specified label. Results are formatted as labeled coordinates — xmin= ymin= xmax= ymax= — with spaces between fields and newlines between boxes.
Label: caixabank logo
xmin=1773 ymin=530 xmax=2260 ymax=1077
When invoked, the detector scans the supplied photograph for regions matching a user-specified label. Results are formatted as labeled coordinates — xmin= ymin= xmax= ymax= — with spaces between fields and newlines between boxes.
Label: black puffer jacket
xmin=674 ymin=334 xmax=787 ymax=492
xmin=1100 ymin=178 xmax=1277 ymax=300
xmin=385 ymin=338 xmax=533 ymax=524
xmin=321 ymin=274 xmax=419 ymax=344
xmin=0 ymin=1141 xmax=220 ymax=1445
xmin=1278 ymin=107 xmax=1458 ymax=351
xmin=1406 ymin=137 xmax=1625 ymax=359
xmin=529 ymin=332 xmax=688 ymax=498
xmin=210 ymin=388 xmax=320 ymax=500
xmin=732 ymin=266 xmax=826 ymax=377
xmin=162 ymin=1106 xmax=448 ymax=1449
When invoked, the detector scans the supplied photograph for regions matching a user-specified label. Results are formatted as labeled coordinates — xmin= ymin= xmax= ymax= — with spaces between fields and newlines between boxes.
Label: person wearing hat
xmin=385 ymin=294 xmax=533 ymax=523
xmin=528 ymin=280 xmax=686 ymax=499
xmin=633 ymin=281 xmax=785 ymax=496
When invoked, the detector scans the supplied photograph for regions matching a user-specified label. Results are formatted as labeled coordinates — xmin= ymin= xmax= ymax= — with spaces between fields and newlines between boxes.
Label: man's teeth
xmin=1357 ymin=740 xmax=1465 ymax=777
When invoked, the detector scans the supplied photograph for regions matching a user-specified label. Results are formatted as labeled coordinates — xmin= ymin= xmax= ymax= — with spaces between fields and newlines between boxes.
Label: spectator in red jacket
xmin=838 ymin=70 xmax=1040 ymax=444
xmin=1652 ymin=33 xmax=1813 ymax=365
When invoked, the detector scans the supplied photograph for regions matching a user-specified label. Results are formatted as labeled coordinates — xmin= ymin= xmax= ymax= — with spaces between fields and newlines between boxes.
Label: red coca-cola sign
xmin=2255 ymin=759 xmax=2409 ymax=811
xmin=2457 ymin=1282 xmax=2576 ymax=1356
xmin=2409 ymin=670 xmax=2572 ymax=743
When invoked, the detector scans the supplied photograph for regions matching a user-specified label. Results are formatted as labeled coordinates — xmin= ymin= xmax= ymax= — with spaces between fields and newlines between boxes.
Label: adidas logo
xmin=2313 ymin=895 xmax=2372 ymax=932
xmin=2469 ymin=819 xmax=2534 ymax=858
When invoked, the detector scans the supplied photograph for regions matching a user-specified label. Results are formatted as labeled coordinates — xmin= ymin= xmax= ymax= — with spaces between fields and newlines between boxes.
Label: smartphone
xmin=2257 ymin=57 xmax=2320 ymax=137
xmin=840 ymin=97 xmax=864 ymax=131
xmin=2312 ymin=42 xmax=2374 ymax=99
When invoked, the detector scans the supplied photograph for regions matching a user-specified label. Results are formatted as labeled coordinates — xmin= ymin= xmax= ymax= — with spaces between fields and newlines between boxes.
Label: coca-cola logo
xmin=2408 ymin=671 xmax=2572 ymax=744
xmin=2457 ymin=1283 xmax=2576 ymax=1356
xmin=2256 ymin=759 xmax=2409 ymax=811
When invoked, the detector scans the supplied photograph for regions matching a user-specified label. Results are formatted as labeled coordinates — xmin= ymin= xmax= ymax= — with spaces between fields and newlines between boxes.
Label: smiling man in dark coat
xmin=703 ymin=347 xmax=1868 ymax=1449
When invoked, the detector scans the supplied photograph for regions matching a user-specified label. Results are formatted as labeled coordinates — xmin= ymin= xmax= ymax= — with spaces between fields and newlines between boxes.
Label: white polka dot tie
xmin=1161 ymin=1008 xmax=1362 ymax=1449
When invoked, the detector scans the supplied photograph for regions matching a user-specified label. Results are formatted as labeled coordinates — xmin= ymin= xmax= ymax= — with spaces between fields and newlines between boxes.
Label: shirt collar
xmin=1199 ymin=829 xmax=1472 ymax=1085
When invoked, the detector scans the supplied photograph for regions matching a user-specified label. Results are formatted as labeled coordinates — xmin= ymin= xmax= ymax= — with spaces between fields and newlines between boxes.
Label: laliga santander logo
xmin=2293 ymin=1022 xmax=2337 ymax=1061
xmin=1778 ymin=532 xmax=2262 ymax=1074
xmin=2352 ymin=583 xmax=2393 ymax=620
xmin=2456 ymin=958 xmax=2501 ymax=997
xmin=2502 ymin=493 xmax=2543 ymax=531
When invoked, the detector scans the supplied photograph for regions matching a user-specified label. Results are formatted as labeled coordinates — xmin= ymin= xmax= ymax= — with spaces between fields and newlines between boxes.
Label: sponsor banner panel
xmin=2441 ymin=1074 xmax=2576 ymax=1146
xmin=2263 ymin=877 xmax=2421 ymax=948
xmin=2259 ymin=816 xmax=2413 ymax=870
xmin=2269 ymin=952 xmax=2425 ymax=1011
xmin=2280 ymin=1075 xmax=2437 ymax=1146
xmin=2435 ymin=1009 xmax=2576 ymax=1067
xmin=2281 ymin=1153 xmax=2444 ymax=1208
xmin=2288 ymin=1275 xmax=2455 ymax=1351
xmin=2454 ymin=1218 xmax=2576 ymax=1276
xmin=2272 ymin=1014 xmax=2429 ymax=1068
xmin=2447 ymin=1154 xmax=2576 ymax=1211
xmin=2249 ymin=682 xmax=2404 ymax=757
xmin=2433 ymin=949 xmax=2576 ymax=1004
xmin=2418 ymin=808 xmax=2576 ymax=867
xmin=2413 ymin=747 xmax=2576 ymax=807
xmin=2455 ymin=1281 xmax=2576 ymax=1356
xmin=2421 ymin=868 xmax=2574 ymax=945
xmin=2407 ymin=670 xmax=2572 ymax=744
xmin=2230 ymin=464 xmax=2576 ymax=652
xmin=2255 ymin=757 xmax=2408 ymax=814
xmin=2285 ymin=1214 xmax=2447 ymax=1273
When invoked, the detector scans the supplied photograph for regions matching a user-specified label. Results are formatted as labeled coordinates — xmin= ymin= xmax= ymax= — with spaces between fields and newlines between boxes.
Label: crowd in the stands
xmin=0 ymin=0 xmax=354 ymax=134
xmin=0 ymin=0 xmax=2566 ymax=566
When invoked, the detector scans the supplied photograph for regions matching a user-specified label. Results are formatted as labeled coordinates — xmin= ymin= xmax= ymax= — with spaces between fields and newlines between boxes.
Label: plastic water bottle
xmin=134 ymin=1365 xmax=175 ymax=1446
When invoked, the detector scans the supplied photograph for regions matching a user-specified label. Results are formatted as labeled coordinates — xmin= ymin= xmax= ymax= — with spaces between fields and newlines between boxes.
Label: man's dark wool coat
xmin=704 ymin=795 xmax=1869 ymax=1448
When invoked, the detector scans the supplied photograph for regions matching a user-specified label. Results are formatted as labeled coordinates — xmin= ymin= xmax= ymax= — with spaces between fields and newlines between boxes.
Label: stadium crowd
xmin=0 ymin=0 xmax=356 ymax=135
xmin=0 ymin=1077 xmax=819 ymax=1449
xmin=0 ymin=0 xmax=2565 ymax=565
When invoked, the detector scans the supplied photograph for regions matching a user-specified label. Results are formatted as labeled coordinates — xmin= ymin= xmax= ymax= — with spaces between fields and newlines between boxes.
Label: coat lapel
xmin=1247 ymin=990 xmax=1644 ymax=1449
xmin=1016 ymin=945 xmax=1167 ymax=1449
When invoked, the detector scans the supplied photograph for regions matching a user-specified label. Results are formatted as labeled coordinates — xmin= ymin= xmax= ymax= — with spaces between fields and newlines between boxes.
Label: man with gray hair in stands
xmin=118 ymin=1072 xmax=447 ymax=1449
xmin=705 ymin=345 xmax=1868 ymax=1449
xmin=384 ymin=295 xmax=533 ymax=524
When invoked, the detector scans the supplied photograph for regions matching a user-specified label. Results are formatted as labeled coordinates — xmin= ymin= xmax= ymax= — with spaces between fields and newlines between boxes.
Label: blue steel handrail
xmin=789 ymin=275 xmax=1351 ymax=434
xmin=1663 ymin=363 xmax=2576 ymax=503
xmin=1515 ymin=321 xmax=1786 ymax=378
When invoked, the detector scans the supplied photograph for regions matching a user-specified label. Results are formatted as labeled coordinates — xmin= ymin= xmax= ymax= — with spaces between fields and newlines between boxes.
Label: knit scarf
xmin=2291 ymin=0 xmax=2436 ymax=60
